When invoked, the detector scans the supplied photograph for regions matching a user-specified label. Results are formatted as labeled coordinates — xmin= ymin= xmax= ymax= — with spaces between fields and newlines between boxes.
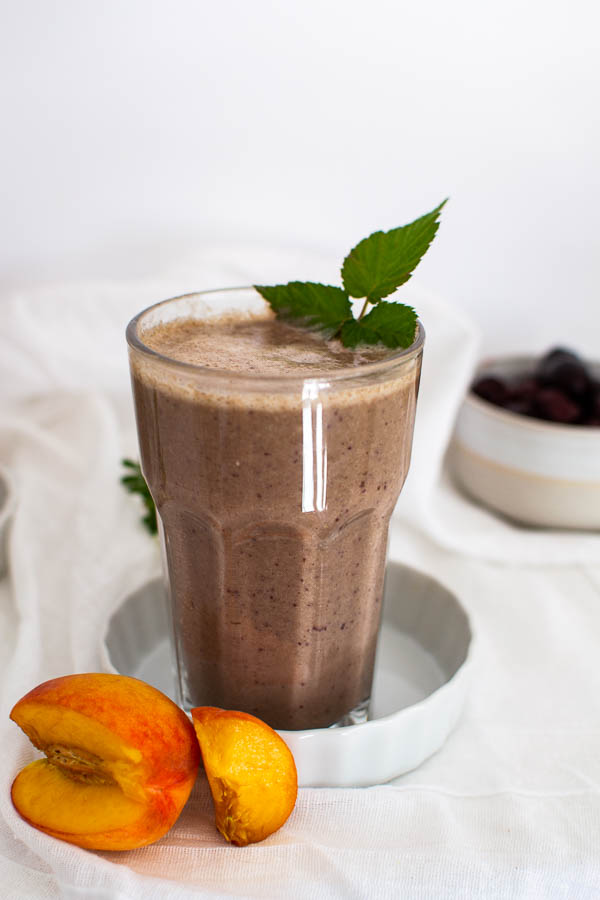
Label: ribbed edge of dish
xmin=102 ymin=564 xmax=474 ymax=787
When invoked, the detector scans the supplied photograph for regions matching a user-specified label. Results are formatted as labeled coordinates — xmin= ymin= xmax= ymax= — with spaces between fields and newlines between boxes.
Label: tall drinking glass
xmin=127 ymin=288 xmax=423 ymax=730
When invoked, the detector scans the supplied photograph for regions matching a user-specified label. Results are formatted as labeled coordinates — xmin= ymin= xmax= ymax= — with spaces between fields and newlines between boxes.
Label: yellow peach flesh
xmin=13 ymin=704 xmax=147 ymax=802
xmin=192 ymin=707 xmax=298 ymax=846
xmin=12 ymin=760 xmax=143 ymax=835
xmin=10 ymin=674 xmax=200 ymax=850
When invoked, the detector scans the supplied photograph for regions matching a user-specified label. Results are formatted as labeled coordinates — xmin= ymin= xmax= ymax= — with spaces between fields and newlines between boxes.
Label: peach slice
xmin=10 ymin=673 xmax=200 ymax=850
xmin=191 ymin=706 xmax=298 ymax=846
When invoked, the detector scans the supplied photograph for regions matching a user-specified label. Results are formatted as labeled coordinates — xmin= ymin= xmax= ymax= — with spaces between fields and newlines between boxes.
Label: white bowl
xmin=102 ymin=562 xmax=474 ymax=787
xmin=450 ymin=355 xmax=600 ymax=529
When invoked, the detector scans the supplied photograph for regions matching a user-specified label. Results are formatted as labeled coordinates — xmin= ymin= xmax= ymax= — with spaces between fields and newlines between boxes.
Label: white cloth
xmin=1 ymin=246 xmax=600 ymax=898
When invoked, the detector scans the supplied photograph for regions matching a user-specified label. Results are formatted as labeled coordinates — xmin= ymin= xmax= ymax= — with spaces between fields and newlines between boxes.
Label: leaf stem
xmin=357 ymin=298 xmax=371 ymax=320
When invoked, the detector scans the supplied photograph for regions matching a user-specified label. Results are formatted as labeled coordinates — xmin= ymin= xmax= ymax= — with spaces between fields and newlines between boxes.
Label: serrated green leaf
xmin=254 ymin=282 xmax=352 ymax=335
xmin=338 ymin=319 xmax=367 ymax=348
xmin=121 ymin=476 xmax=145 ymax=490
xmin=341 ymin=200 xmax=447 ymax=301
xmin=120 ymin=459 xmax=157 ymax=535
xmin=340 ymin=302 xmax=417 ymax=349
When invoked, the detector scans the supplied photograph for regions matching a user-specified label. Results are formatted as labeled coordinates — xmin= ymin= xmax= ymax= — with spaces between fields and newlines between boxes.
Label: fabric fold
xmin=1 ymin=246 xmax=599 ymax=898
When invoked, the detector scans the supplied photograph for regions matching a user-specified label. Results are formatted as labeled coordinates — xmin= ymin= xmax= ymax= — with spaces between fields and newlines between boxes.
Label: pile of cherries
xmin=472 ymin=348 xmax=600 ymax=426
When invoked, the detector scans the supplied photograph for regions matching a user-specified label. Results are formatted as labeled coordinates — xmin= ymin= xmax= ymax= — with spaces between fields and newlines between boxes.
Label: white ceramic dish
xmin=0 ymin=464 xmax=15 ymax=576
xmin=102 ymin=562 xmax=474 ymax=787
xmin=450 ymin=355 xmax=600 ymax=530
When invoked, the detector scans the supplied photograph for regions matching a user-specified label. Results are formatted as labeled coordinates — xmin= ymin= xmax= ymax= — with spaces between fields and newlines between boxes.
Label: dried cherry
xmin=470 ymin=347 xmax=599 ymax=426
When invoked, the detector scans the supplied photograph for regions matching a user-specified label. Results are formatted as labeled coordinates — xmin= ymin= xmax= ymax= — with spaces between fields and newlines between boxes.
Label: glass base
xmin=179 ymin=683 xmax=370 ymax=730
xmin=329 ymin=698 xmax=370 ymax=728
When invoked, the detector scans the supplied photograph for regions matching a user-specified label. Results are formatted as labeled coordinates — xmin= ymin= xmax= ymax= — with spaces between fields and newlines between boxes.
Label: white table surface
xmin=1 ymin=271 xmax=599 ymax=898
xmin=2 ymin=518 xmax=600 ymax=898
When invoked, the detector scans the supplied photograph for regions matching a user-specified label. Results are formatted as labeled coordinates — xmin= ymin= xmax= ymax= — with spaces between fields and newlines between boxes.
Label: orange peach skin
xmin=192 ymin=706 xmax=298 ymax=846
xmin=10 ymin=674 xmax=200 ymax=850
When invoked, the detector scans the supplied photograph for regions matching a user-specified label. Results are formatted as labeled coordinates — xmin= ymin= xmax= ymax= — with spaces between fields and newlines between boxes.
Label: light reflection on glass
xmin=301 ymin=382 xmax=328 ymax=513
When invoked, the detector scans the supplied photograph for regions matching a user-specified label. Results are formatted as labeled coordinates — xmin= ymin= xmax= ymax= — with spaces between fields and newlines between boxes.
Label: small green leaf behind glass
xmin=255 ymin=199 xmax=446 ymax=349
xmin=120 ymin=458 xmax=157 ymax=535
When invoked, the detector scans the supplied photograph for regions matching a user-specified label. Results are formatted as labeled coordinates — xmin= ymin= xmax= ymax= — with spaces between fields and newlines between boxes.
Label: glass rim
xmin=126 ymin=286 xmax=425 ymax=386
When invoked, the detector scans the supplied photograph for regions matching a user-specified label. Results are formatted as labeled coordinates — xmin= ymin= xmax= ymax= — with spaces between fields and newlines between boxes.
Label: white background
xmin=1 ymin=0 xmax=599 ymax=355
xmin=2 ymin=6 xmax=600 ymax=897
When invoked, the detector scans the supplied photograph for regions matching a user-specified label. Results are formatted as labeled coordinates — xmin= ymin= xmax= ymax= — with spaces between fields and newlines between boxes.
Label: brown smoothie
xmin=129 ymin=310 xmax=421 ymax=730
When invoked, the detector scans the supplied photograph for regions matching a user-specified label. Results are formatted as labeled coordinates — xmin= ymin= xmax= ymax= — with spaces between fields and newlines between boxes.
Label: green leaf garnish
xmin=341 ymin=200 xmax=447 ymax=302
xmin=253 ymin=282 xmax=352 ymax=337
xmin=340 ymin=302 xmax=418 ymax=349
xmin=255 ymin=200 xmax=446 ymax=348
xmin=120 ymin=458 xmax=157 ymax=535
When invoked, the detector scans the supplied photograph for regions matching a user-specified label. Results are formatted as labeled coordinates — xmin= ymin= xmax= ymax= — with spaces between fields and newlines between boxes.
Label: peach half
xmin=191 ymin=706 xmax=298 ymax=846
xmin=10 ymin=673 xmax=200 ymax=850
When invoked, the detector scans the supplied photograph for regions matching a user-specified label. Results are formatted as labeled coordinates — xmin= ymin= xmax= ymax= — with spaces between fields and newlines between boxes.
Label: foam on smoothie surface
xmin=141 ymin=312 xmax=392 ymax=375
